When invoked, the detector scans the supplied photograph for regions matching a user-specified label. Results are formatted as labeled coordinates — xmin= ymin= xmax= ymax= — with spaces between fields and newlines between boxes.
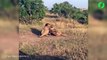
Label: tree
xmin=51 ymin=1 xmax=88 ymax=24
xmin=19 ymin=0 xmax=45 ymax=24
xmin=50 ymin=1 xmax=74 ymax=18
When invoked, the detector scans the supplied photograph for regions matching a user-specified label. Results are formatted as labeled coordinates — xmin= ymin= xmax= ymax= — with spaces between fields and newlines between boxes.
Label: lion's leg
xmin=40 ymin=32 xmax=49 ymax=37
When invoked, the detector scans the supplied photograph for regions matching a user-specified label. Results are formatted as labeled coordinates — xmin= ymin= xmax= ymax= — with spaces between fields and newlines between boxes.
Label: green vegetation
xmin=0 ymin=0 xmax=18 ymax=19
xmin=50 ymin=1 xmax=88 ymax=24
xmin=0 ymin=0 xmax=18 ymax=10
xmin=89 ymin=0 xmax=107 ymax=20
xmin=50 ymin=1 xmax=73 ymax=18
xmin=19 ymin=0 xmax=45 ymax=24
xmin=19 ymin=0 xmax=88 ymax=24
xmin=0 ymin=0 xmax=88 ymax=23
xmin=89 ymin=0 xmax=107 ymax=13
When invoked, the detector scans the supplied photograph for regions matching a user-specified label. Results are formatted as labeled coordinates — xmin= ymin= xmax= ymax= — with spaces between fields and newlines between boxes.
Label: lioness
xmin=49 ymin=25 xmax=62 ymax=36
xmin=40 ymin=23 xmax=51 ymax=37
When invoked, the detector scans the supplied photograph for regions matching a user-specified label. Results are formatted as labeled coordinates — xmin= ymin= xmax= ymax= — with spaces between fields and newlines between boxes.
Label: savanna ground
xmin=88 ymin=16 xmax=107 ymax=60
xmin=19 ymin=13 xmax=88 ymax=60
xmin=0 ymin=19 xmax=18 ymax=60
xmin=0 ymin=15 xmax=107 ymax=60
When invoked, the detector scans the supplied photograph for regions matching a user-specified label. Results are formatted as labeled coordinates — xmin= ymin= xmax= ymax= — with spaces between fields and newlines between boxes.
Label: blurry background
xmin=19 ymin=0 xmax=88 ymax=60
xmin=89 ymin=0 xmax=107 ymax=60
xmin=89 ymin=0 xmax=107 ymax=20
xmin=0 ymin=0 xmax=19 ymax=60
xmin=0 ymin=0 xmax=107 ymax=60
xmin=0 ymin=0 xmax=18 ymax=19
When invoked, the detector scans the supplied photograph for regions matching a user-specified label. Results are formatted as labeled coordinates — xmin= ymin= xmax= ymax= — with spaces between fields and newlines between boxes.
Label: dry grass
xmin=0 ymin=19 xmax=18 ymax=60
xmin=88 ymin=16 xmax=107 ymax=60
xmin=19 ymin=17 xmax=88 ymax=60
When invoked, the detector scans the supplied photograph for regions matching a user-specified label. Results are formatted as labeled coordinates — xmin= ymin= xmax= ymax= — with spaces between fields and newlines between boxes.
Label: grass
xmin=19 ymin=25 xmax=88 ymax=60
xmin=19 ymin=16 xmax=88 ymax=60
xmin=88 ymin=16 xmax=107 ymax=60
xmin=0 ymin=51 xmax=18 ymax=60
xmin=0 ymin=19 xmax=19 ymax=60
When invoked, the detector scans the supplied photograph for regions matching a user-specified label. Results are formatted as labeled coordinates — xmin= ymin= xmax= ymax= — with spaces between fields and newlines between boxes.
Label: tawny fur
xmin=40 ymin=23 xmax=50 ymax=37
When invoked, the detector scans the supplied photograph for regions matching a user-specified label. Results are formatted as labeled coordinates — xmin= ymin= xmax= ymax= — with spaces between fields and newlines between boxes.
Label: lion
xmin=49 ymin=24 xmax=62 ymax=36
xmin=40 ymin=23 xmax=51 ymax=37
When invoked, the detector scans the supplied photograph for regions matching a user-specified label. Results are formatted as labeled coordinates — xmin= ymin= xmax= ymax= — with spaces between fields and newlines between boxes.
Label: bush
xmin=51 ymin=1 xmax=88 ymax=24
xmin=19 ymin=0 xmax=45 ymax=24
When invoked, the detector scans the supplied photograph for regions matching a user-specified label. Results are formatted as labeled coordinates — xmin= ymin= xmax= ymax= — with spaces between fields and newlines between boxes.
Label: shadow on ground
xmin=19 ymin=51 xmax=67 ymax=60
xmin=31 ymin=28 xmax=41 ymax=36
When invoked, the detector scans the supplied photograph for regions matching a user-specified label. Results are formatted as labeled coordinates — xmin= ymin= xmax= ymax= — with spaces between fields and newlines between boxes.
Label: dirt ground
xmin=0 ymin=16 xmax=107 ymax=60
xmin=19 ymin=17 xmax=88 ymax=60
xmin=0 ymin=20 xmax=19 ymax=60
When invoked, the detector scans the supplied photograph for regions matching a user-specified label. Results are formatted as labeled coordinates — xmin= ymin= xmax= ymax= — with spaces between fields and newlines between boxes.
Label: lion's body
xmin=40 ymin=23 xmax=50 ymax=37
xmin=49 ymin=26 xmax=62 ymax=36
xmin=41 ymin=27 xmax=49 ymax=36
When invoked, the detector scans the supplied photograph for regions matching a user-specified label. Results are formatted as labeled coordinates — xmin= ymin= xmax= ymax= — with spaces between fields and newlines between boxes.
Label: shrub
xmin=19 ymin=0 xmax=45 ymax=24
xmin=51 ymin=1 xmax=88 ymax=24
